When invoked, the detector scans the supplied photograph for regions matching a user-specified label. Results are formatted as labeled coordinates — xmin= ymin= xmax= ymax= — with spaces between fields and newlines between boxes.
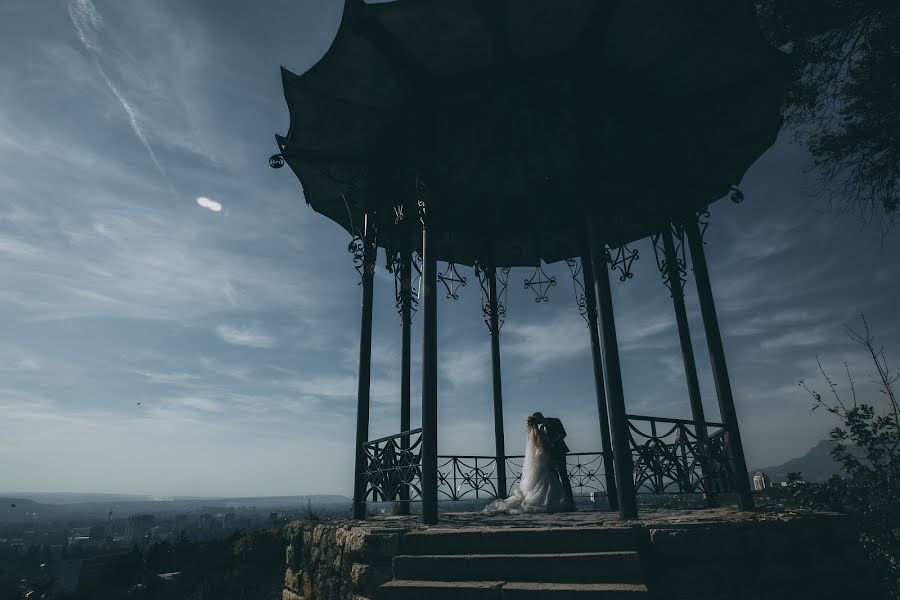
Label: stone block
xmin=282 ymin=590 xmax=305 ymax=600
xmin=362 ymin=532 xmax=402 ymax=561
xmin=286 ymin=544 xmax=302 ymax=570
xmin=284 ymin=567 xmax=303 ymax=593
xmin=401 ymin=529 xmax=483 ymax=555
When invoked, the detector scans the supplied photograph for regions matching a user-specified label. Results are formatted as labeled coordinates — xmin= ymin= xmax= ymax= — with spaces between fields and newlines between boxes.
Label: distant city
xmin=0 ymin=493 xmax=352 ymax=597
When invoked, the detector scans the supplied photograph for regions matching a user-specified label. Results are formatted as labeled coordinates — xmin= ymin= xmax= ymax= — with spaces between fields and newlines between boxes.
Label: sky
xmin=1 ymin=0 xmax=898 ymax=498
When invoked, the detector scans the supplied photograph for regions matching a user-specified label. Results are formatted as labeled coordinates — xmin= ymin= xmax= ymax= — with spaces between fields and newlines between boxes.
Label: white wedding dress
xmin=483 ymin=424 xmax=571 ymax=514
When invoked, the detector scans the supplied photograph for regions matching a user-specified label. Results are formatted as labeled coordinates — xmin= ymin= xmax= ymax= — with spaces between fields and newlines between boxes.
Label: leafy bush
xmin=797 ymin=317 xmax=899 ymax=598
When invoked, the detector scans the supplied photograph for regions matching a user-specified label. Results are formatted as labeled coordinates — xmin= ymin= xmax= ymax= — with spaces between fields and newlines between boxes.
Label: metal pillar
xmin=661 ymin=229 xmax=709 ymax=438
xmin=684 ymin=218 xmax=754 ymax=510
xmin=661 ymin=228 xmax=715 ymax=504
xmin=420 ymin=220 xmax=439 ymax=524
xmin=352 ymin=222 xmax=376 ymax=521
xmin=486 ymin=267 xmax=508 ymax=499
xmin=586 ymin=220 xmax=638 ymax=519
xmin=398 ymin=249 xmax=412 ymax=514
xmin=580 ymin=251 xmax=619 ymax=510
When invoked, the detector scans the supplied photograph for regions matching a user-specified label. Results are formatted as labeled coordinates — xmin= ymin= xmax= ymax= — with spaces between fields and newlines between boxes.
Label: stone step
xmin=401 ymin=527 xmax=640 ymax=556
xmin=394 ymin=551 xmax=642 ymax=583
xmin=382 ymin=580 xmax=649 ymax=599
xmin=501 ymin=582 xmax=650 ymax=599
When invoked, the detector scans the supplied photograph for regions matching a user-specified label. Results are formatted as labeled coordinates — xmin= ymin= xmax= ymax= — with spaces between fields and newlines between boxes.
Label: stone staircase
xmin=381 ymin=527 xmax=649 ymax=599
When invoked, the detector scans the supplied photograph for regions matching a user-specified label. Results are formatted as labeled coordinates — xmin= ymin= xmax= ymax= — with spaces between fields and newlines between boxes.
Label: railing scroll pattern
xmin=361 ymin=415 xmax=735 ymax=505
xmin=361 ymin=429 xmax=422 ymax=502
xmin=627 ymin=415 xmax=734 ymax=495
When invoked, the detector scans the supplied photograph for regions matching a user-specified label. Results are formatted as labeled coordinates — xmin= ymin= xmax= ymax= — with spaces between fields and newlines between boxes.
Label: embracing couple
xmin=485 ymin=412 xmax=576 ymax=514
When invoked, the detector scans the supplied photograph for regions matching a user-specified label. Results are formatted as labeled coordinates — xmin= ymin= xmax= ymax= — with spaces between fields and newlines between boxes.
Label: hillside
xmin=753 ymin=439 xmax=851 ymax=483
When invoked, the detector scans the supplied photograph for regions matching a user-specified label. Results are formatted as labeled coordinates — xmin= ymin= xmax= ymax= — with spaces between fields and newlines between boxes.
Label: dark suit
xmin=540 ymin=417 xmax=575 ymax=506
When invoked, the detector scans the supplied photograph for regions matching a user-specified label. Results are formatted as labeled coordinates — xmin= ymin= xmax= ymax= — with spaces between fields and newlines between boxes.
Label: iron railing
xmin=361 ymin=428 xmax=422 ymax=502
xmin=361 ymin=415 xmax=735 ymax=504
xmin=627 ymin=415 xmax=734 ymax=495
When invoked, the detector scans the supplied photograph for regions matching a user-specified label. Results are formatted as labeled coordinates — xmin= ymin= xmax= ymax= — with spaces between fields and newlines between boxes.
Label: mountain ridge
xmin=752 ymin=439 xmax=849 ymax=482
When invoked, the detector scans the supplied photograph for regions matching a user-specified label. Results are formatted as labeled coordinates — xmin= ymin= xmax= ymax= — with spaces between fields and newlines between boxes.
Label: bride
xmin=484 ymin=414 xmax=575 ymax=514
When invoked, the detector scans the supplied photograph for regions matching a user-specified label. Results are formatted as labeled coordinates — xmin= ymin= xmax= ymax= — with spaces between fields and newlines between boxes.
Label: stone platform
xmin=283 ymin=507 xmax=884 ymax=600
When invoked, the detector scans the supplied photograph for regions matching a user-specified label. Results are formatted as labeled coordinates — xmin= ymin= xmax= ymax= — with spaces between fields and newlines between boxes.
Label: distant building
xmin=124 ymin=515 xmax=154 ymax=546
xmin=752 ymin=472 xmax=771 ymax=491
xmin=52 ymin=559 xmax=82 ymax=594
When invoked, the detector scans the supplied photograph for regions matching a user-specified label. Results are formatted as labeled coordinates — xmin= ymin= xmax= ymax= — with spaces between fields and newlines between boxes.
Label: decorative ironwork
xmin=348 ymin=235 xmax=366 ymax=284
xmin=565 ymin=258 xmax=589 ymax=324
xmin=391 ymin=253 xmax=419 ymax=322
xmin=650 ymin=227 xmax=687 ymax=295
xmin=729 ymin=186 xmax=744 ymax=204
xmin=606 ymin=244 xmax=639 ymax=282
xmin=697 ymin=206 xmax=711 ymax=243
xmin=411 ymin=251 xmax=423 ymax=308
xmin=415 ymin=175 xmax=427 ymax=226
xmin=437 ymin=456 xmax=500 ymax=500
xmin=393 ymin=204 xmax=404 ymax=224
xmin=524 ymin=262 xmax=556 ymax=302
xmin=360 ymin=414 xmax=735 ymax=508
xmin=505 ymin=453 xmax=607 ymax=499
xmin=474 ymin=265 xmax=510 ymax=333
xmin=626 ymin=415 xmax=734 ymax=496
xmin=268 ymin=154 xmax=284 ymax=169
xmin=438 ymin=262 xmax=467 ymax=300
xmin=436 ymin=452 xmax=607 ymax=501
xmin=497 ymin=266 xmax=510 ymax=316
xmin=362 ymin=429 xmax=423 ymax=502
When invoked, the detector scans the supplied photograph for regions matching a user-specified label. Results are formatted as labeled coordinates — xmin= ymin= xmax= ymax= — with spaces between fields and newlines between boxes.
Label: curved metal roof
xmin=276 ymin=0 xmax=789 ymax=266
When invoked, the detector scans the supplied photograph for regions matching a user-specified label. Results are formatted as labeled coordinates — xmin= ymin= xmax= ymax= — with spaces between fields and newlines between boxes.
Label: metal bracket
xmin=565 ymin=259 xmax=589 ymax=325
xmin=475 ymin=265 xmax=510 ymax=333
xmin=438 ymin=262 xmax=467 ymax=300
xmin=606 ymin=244 xmax=639 ymax=282
xmin=651 ymin=225 xmax=687 ymax=297
xmin=524 ymin=262 xmax=557 ymax=302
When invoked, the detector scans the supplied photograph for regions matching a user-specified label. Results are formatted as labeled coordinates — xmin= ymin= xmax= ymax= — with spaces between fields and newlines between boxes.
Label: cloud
xmin=67 ymin=0 xmax=174 ymax=195
xmin=197 ymin=196 xmax=222 ymax=212
xmin=162 ymin=396 xmax=224 ymax=413
xmin=439 ymin=342 xmax=490 ymax=387
xmin=134 ymin=370 xmax=201 ymax=385
xmin=215 ymin=324 xmax=276 ymax=348
xmin=503 ymin=314 xmax=590 ymax=368
xmin=0 ymin=236 xmax=40 ymax=257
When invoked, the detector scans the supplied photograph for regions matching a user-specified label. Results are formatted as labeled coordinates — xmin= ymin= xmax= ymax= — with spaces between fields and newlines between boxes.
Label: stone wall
xmin=282 ymin=512 xmax=887 ymax=600
xmin=282 ymin=521 xmax=405 ymax=600
xmin=641 ymin=514 xmax=885 ymax=600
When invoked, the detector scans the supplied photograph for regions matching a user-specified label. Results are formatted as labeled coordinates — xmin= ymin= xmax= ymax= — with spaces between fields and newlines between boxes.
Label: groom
xmin=532 ymin=412 xmax=575 ymax=509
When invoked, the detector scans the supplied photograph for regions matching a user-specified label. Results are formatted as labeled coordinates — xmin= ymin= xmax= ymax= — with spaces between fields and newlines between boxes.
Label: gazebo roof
xmin=276 ymin=0 xmax=790 ymax=266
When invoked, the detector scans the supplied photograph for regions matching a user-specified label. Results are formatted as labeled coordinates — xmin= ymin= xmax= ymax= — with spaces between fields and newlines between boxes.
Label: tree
xmin=786 ymin=471 xmax=804 ymax=484
xmin=756 ymin=0 xmax=899 ymax=230
xmin=797 ymin=316 xmax=899 ymax=598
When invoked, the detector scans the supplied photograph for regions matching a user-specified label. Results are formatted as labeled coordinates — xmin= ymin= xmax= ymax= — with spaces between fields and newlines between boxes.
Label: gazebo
xmin=270 ymin=0 xmax=789 ymax=523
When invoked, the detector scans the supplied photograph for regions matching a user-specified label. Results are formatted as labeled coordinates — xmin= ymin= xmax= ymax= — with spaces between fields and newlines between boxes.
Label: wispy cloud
xmin=67 ymin=0 xmax=174 ymax=196
xmin=0 ymin=236 xmax=40 ymax=257
xmin=162 ymin=395 xmax=224 ymax=413
xmin=216 ymin=324 xmax=276 ymax=349
xmin=440 ymin=342 xmax=490 ymax=387
xmin=134 ymin=370 xmax=201 ymax=385
xmin=504 ymin=314 xmax=590 ymax=367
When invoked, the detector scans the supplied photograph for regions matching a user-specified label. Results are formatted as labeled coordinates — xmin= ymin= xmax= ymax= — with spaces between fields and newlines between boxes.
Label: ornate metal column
xmin=352 ymin=216 xmax=376 ymax=520
xmin=653 ymin=227 xmax=715 ymax=503
xmin=397 ymin=248 xmax=414 ymax=514
xmin=586 ymin=219 xmax=638 ymax=519
xmin=486 ymin=267 xmax=508 ymax=498
xmin=684 ymin=216 xmax=754 ymax=510
xmin=419 ymin=194 xmax=439 ymax=525
xmin=573 ymin=254 xmax=619 ymax=510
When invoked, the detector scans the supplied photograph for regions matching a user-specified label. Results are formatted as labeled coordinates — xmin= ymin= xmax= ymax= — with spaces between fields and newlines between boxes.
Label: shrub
xmin=797 ymin=317 xmax=899 ymax=598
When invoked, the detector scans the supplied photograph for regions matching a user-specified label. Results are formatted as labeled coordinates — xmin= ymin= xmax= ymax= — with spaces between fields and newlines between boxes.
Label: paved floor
xmin=365 ymin=504 xmax=825 ymax=530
